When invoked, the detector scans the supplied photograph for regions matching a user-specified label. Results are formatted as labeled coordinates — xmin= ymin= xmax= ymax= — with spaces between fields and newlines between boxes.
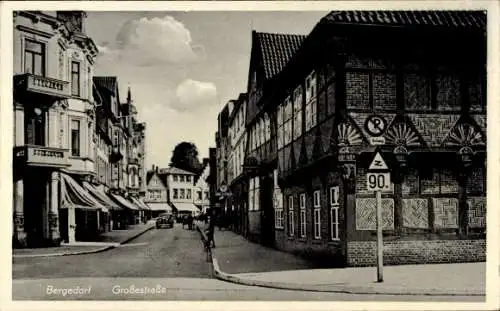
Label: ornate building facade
xmin=229 ymin=11 xmax=486 ymax=266
xmin=12 ymin=11 xmax=102 ymax=247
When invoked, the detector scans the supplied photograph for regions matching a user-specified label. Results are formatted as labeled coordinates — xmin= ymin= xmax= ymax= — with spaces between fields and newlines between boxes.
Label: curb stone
xmin=13 ymin=225 xmax=155 ymax=259
xmin=207 ymin=243 xmax=484 ymax=297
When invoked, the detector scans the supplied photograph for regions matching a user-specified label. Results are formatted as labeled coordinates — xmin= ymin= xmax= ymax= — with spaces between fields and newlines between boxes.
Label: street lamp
xmin=393 ymin=145 xmax=408 ymax=169
xmin=337 ymin=145 xmax=356 ymax=181
xmin=458 ymin=146 xmax=474 ymax=169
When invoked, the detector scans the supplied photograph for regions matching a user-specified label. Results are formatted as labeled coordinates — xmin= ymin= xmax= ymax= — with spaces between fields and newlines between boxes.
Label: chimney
xmin=152 ymin=164 xmax=155 ymax=172
xmin=155 ymin=165 xmax=158 ymax=173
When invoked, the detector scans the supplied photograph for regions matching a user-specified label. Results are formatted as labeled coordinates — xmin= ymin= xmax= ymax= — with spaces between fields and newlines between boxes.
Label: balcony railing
xmin=15 ymin=74 xmax=71 ymax=99
xmin=14 ymin=145 xmax=70 ymax=168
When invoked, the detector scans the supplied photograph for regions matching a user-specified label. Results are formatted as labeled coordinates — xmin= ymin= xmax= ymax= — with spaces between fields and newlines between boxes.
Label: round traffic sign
xmin=365 ymin=115 xmax=387 ymax=137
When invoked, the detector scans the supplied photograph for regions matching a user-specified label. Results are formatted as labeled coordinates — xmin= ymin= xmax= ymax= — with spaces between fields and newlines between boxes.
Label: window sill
xmin=328 ymin=240 xmax=342 ymax=245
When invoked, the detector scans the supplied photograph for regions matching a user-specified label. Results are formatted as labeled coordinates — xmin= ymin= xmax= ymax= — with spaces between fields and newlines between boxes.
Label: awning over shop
xmin=82 ymin=181 xmax=121 ymax=211
xmin=147 ymin=203 xmax=172 ymax=212
xmin=130 ymin=197 xmax=150 ymax=210
xmin=60 ymin=173 xmax=105 ymax=211
xmin=171 ymin=202 xmax=200 ymax=213
xmin=110 ymin=193 xmax=139 ymax=210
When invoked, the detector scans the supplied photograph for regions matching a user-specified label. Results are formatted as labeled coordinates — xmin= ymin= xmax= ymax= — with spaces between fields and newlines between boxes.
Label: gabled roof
xmin=159 ymin=166 xmax=196 ymax=176
xmin=146 ymin=170 xmax=168 ymax=188
xmin=93 ymin=76 xmax=118 ymax=95
xmin=255 ymin=32 xmax=306 ymax=80
xmin=319 ymin=10 xmax=486 ymax=29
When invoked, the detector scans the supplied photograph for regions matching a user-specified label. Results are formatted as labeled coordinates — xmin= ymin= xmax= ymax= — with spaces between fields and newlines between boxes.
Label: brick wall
xmin=347 ymin=239 xmax=485 ymax=267
xmin=274 ymin=172 xmax=346 ymax=267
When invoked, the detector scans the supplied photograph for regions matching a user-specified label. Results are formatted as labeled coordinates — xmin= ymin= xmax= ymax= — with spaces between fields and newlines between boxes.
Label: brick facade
xmin=347 ymin=239 xmax=485 ymax=267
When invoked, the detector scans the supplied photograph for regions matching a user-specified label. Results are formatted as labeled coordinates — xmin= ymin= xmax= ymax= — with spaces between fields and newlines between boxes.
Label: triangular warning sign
xmin=368 ymin=152 xmax=389 ymax=170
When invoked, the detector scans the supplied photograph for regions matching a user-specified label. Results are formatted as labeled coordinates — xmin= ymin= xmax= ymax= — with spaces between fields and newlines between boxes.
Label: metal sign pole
xmin=376 ymin=189 xmax=383 ymax=282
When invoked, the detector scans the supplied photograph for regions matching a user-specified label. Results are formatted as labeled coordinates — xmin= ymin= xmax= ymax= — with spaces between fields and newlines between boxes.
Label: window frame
xmin=299 ymin=193 xmax=306 ymax=238
xmin=330 ymin=186 xmax=340 ymax=241
xmin=313 ymin=190 xmax=321 ymax=239
xmin=70 ymin=119 xmax=81 ymax=157
xmin=288 ymin=195 xmax=295 ymax=237
xmin=24 ymin=39 xmax=46 ymax=76
xmin=71 ymin=61 xmax=81 ymax=97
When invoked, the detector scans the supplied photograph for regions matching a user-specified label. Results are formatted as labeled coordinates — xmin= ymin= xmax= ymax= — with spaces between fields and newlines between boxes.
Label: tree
xmin=169 ymin=142 xmax=202 ymax=174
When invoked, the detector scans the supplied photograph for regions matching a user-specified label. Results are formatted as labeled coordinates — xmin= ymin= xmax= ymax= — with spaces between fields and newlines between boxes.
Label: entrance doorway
xmin=24 ymin=169 xmax=49 ymax=247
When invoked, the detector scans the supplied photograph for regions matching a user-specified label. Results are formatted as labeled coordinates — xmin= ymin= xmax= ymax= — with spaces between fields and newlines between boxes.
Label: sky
xmin=86 ymin=11 xmax=328 ymax=168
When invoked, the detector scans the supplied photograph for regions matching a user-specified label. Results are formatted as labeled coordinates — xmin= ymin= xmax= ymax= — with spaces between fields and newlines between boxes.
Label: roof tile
xmin=320 ymin=10 xmax=486 ymax=29
xmin=255 ymin=32 xmax=306 ymax=80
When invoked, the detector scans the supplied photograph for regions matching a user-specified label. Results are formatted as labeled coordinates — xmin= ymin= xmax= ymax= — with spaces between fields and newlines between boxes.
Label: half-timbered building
xmin=241 ymin=11 xmax=486 ymax=266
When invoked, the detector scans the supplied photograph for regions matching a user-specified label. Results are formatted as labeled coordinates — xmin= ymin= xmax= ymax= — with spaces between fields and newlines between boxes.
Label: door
xmin=260 ymin=173 xmax=275 ymax=247
xmin=59 ymin=209 xmax=68 ymax=243
xmin=24 ymin=169 xmax=48 ymax=247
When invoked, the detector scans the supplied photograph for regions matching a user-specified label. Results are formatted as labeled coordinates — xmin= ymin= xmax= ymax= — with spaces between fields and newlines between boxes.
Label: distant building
xmin=194 ymin=159 xmax=211 ymax=214
xmin=160 ymin=167 xmax=200 ymax=216
xmin=145 ymin=166 xmax=171 ymax=217
xmin=227 ymin=93 xmax=248 ymax=235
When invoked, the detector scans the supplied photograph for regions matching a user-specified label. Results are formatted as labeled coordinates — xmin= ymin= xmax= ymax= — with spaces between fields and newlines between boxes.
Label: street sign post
xmin=367 ymin=150 xmax=390 ymax=283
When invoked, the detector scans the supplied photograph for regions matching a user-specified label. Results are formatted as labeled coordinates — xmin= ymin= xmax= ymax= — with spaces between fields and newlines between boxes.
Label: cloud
xmin=173 ymin=79 xmax=218 ymax=112
xmin=105 ymin=15 xmax=205 ymax=66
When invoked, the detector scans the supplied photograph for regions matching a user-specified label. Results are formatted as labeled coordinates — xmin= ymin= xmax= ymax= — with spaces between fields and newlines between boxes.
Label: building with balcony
xmin=12 ymin=11 xmax=111 ymax=247
xmin=241 ymin=11 xmax=486 ymax=267
xmin=93 ymin=76 xmax=143 ymax=229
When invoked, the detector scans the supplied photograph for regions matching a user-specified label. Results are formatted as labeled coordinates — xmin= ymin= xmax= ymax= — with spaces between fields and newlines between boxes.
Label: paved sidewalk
xmin=209 ymin=225 xmax=321 ymax=274
xmin=197 ymin=224 xmax=485 ymax=296
xmin=13 ymin=222 xmax=154 ymax=258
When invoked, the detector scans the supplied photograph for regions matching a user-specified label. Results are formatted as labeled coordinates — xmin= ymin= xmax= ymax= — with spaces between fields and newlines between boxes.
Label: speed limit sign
xmin=366 ymin=172 xmax=391 ymax=191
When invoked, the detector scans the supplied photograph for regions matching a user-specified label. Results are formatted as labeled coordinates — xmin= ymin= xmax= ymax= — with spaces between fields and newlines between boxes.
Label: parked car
xmin=156 ymin=213 xmax=174 ymax=229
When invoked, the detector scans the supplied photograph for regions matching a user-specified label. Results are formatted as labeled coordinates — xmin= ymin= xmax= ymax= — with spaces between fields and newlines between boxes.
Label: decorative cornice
xmin=17 ymin=11 xmax=60 ymax=30
xmin=16 ymin=25 xmax=54 ymax=39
